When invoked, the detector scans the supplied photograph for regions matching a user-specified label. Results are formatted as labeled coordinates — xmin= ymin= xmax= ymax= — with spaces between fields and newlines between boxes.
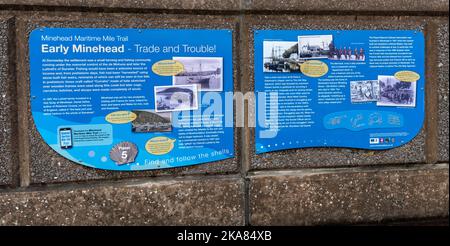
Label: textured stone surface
xmin=243 ymin=0 xmax=449 ymax=12
xmin=245 ymin=15 xmax=428 ymax=170
xmin=0 ymin=0 xmax=241 ymax=11
xmin=372 ymin=217 xmax=449 ymax=225
xmin=437 ymin=21 xmax=449 ymax=162
xmin=0 ymin=176 xmax=244 ymax=225
xmin=249 ymin=164 xmax=449 ymax=225
xmin=0 ymin=0 xmax=447 ymax=12
xmin=0 ymin=16 xmax=15 ymax=186
xmin=17 ymin=13 xmax=240 ymax=184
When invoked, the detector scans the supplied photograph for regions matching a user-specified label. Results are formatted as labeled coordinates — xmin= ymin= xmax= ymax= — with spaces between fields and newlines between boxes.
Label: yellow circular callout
xmin=151 ymin=60 xmax=184 ymax=76
xmin=394 ymin=70 xmax=420 ymax=82
xmin=105 ymin=111 xmax=137 ymax=124
xmin=145 ymin=136 xmax=176 ymax=155
xmin=301 ymin=60 xmax=329 ymax=78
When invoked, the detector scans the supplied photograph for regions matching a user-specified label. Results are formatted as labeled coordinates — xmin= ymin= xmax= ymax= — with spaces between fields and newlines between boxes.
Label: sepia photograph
xmin=154 ymin=84 xmax=198 ymax=112
xmin=350 ymin=80 xmax=380 ymax=103
xmin=131 ymin=110 xmax=172 ymax=133
xmin=263 ymin=41 xmax=301 ymax=72
xmin=298 ymin=35 xmax=333 ymax=59
xmin=377 ymin=75 xmax=416 ymax=107
xmin=173 ymin=57 xmax=223 ymax=91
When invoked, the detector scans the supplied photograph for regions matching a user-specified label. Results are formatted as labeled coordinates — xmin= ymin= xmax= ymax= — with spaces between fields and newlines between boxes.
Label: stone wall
xmin=0 ymin=0 xmax=448 ymax=225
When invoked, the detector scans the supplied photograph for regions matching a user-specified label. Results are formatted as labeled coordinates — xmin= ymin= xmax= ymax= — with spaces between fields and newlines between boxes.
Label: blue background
xmin=30 ymin=28 xmax=234 ymax=170
xmin=254 ymin=30 xmax=425 ymax=154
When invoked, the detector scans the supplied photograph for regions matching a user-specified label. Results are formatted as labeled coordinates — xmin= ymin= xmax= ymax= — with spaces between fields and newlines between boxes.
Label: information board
xmin=254 ymin=30 xmax=425 ymax=154
xmin=30 ymin=28 xmax=234 ymax=170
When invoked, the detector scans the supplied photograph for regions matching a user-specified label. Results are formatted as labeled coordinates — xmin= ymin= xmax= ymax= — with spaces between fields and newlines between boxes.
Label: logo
xmin=369 ymin=138 xmax=379 ymax=144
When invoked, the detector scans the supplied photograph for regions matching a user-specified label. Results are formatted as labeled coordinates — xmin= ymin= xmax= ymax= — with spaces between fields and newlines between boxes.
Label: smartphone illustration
xmin=59 ymin=128 xmax=73 ymax=149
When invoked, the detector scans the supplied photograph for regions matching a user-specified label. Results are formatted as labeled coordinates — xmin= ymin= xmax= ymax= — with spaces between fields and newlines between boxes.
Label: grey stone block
xmin=0 ymin=0 xmax=447 ymax=13
xmin=18 ymin=13 xmax=240 ymax=184
xmin=249 ymin=164 xmax=449 ymax=225
xmin=0 ymin=176 xmax=244 ymax=225
xmin=243 ymin=0 xmax=449 ymax=12
xmin=245 ymin=15 xmax=428 ymax=170
xmin=0 ymin=16 xmax=16 ymax=186
xmin=438 ymin=21 xmax=449 ymax=162
xmin=0 ymin=0 xmax=241 ymax=11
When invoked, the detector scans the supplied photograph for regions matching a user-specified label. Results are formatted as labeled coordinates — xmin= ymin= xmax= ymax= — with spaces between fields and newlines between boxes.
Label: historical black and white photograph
xmin=131 ymin=110 xmax=172 ymax=133
xmin=154 ymin=85 xmax=198 ymax=112
xmin=263 ymin=41 xmax=302 ymax=72
xmin=298 ymin=35 xmax=333 ymax=59
xmin=328 ymin=46 xmax=366 ymax=61
xmin=350 ymin=80 xmax=380 ymax=103
xmin=377 ymin=75 xmax=416 ymax=107
xmin=173 ymin=57 xmax=223 ymax=91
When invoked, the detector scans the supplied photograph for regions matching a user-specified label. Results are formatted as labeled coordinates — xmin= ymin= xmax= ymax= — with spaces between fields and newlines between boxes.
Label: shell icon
xmin=109 ymin=141 xmax=138 ymax=165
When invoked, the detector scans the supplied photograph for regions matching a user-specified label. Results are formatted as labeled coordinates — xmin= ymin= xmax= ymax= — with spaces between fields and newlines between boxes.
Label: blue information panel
xmin=30 ymin=28 xmax=234 ymax=170
xmin=254 ymin=30 xmax=425 ymax=154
